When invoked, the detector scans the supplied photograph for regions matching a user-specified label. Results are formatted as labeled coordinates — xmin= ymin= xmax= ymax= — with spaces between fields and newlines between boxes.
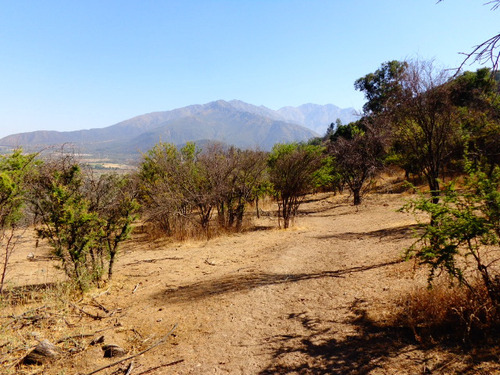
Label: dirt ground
xmin=2 ymin=192 xmax=499 ymax=374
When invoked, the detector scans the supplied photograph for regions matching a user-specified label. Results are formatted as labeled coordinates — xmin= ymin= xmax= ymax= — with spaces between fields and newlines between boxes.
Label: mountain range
xmin=0 ymin=100 xmax=358 ymax=157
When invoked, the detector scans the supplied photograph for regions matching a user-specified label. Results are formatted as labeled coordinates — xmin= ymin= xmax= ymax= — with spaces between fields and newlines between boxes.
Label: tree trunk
xmin=217 ymin=201 xmax=225 ymax=227
xmin=235 ymin=202 xmax=245 ymax=231
xmin=108 ymin=249 xmax=116 ymax=280
xmin=427 ymin=171 xmax=441 ymax=204
xmin=353 ymin=189 xmax=361 ymax=206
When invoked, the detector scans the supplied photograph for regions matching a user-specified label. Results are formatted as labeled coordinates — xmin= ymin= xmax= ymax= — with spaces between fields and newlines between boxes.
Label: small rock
xmin=23 ymin=339 xmax=61 ymax=365
xmin=102 ymin=344 xmax=127 ymax=358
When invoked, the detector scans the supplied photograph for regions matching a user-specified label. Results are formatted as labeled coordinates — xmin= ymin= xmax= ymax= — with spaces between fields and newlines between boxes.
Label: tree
xmin=0 ymin=149 xmax=35 ymax=293
xmin=403 ymin=161 xmax=500 ymax=307
xmin=439 ymin=0 xmax=500 ymax=72
xmin=201 ymin=146 xmax=267 ymax=231
xmin=396 ymin=60 xmax=464 ymax=202
xmin=28 ymin=155 xmax=104 ymax=288
xmin=449 ymin=67 xmax=500 ymax=174
xmin=86 ymin=173 xmax=139 ymax=280
xmin=138 ymin=142 xmax=188 ymax=236
xmin=328 ymin=120 xmax=386 ymax=205
xmin=28 ymin=153 xmax=138 ymax=289
xmin=357 ymin=60 xmax=463 ymax=203
xmin=354 ymin=60 xmax=408 ymax=115
xmin=268 ymin=143 xmax=328 ymax=229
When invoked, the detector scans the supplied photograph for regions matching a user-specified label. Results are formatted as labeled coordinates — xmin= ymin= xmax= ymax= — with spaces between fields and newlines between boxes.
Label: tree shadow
xmin=242 ymin=225 xmax=276 ymax=233
xmin=297 ymin=204 xmax=344 ymax=216
xmin=315 ymin=224 xmax=421 ymax=242
xmin=260 ymin=304 xmax=415 ymax=374
xmin=259 ymin=302 xmax=500 ymax=374
xmin=152 ymin=260 xmax=402 ymax=304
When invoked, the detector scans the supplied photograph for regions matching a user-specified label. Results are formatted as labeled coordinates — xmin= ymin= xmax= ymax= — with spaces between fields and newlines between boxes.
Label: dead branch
xmin=66 ymin=300 xmax=105 ymax=320
xmin=84 ymin=323 xmax=178 ymax=375
xmin=457 ymin=33 xmax=500 ymax=73
xmin=124 ymin=361 xmax=134 ymax=375
xmin=125 ymin=256 xmax=183 ymax=266
xmin=56 ymin=327 xmax=112 ymax=344
xmin=91 ymin=298 xmax=110 ymax=314
xmin=136 ymin=359 xmax=185 ymax=375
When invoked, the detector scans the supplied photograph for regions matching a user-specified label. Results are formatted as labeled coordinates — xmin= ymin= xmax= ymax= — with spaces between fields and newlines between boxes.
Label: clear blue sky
xmin=0 ymin=0 xmax=498 ymax=138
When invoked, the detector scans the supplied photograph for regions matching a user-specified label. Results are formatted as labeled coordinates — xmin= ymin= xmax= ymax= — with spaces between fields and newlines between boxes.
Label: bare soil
xmin=2 ymin=192 xmax=499 ymax=374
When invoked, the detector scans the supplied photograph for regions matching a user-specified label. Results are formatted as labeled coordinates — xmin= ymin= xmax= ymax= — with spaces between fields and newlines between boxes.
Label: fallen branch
xmin=125 ymin=256 xmax=183 ymax=266
xmin=90 ymin=298 xmax=110 ymax=314
xmin=84 ymin=323 xmax=178 ymax=375
xmin=66 ymin=300 xmax=105 ymax=320
xmin=56 ymin=327 xmax=112 ymax=344
xmin=136 ymin=359 xmax=184 ymax=375
xmin=124 ymin=361 xmax=134 ymax=375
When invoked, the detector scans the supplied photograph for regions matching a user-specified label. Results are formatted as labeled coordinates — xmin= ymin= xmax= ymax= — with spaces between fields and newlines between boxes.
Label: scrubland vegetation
xmin=0 ymin=59 xmax=499 ymax=373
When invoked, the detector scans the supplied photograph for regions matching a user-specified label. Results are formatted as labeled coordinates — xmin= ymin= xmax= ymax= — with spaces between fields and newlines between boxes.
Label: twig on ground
xmin=132 ymin=283 xmax=141 ymax=294
xmin=56 ymin=327 xmax=112 ymax=344
xmin=124 ymin=361 xmax=134 ymax=375
xmin=136 ymin=359 xmax=184 ymax=375
xmin=84 ymin=323 xmax=178 ymax=375
xmin=91 ymin=298 xmax=110 ymax=314
xmin=125 ymin=256 xmax=183 ymax=266
xmin=65 ymin=300 xmax=105 ymax=320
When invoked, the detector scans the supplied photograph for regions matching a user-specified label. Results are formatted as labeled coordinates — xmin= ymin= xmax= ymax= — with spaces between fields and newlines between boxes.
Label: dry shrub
xmin=392 ymin=280 xmax=499 ymax=346
xmin=142 ymin=210 xmax=257 ymax=242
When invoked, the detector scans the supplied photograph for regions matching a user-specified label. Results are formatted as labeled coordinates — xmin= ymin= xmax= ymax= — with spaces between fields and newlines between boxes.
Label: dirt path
xmin=5 ymin=193 xmax=495 ymax=374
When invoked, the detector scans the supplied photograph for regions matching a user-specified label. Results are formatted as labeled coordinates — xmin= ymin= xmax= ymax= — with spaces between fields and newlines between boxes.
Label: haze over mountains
xmin=0 ymin=100 xmax=357 ymax=156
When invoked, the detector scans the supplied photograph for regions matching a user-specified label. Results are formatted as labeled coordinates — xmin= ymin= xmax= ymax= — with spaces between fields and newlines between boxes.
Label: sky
xmin=0 ymin=0 xmax=498 ymax=139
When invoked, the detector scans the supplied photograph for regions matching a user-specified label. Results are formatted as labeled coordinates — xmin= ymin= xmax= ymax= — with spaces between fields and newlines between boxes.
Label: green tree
xmin=403 ymin=161 xmax=500 ymax=307
xmin=0 ymin=149 xmax=35 ymax=293
xmin=358 ymin=60 xmax=463 ymax=203
xmin=354 ymin=60 xmax=408 ymax=115
xmin=29 ymin=157 xmax=104 ymax=288
xmin=449 ymin=68 xmax=500 ymax=175
xmin=28 ymin=154 xmax=138 ymax=289
xmin=86 ymin=173 xmax=139 ymax=280
xmin=268 ymin=143 xmax=328 ymax=228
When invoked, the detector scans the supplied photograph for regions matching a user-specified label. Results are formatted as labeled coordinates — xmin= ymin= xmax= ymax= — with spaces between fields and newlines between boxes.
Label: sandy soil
xmin=2 ymin=192 xmax=499 ymax=374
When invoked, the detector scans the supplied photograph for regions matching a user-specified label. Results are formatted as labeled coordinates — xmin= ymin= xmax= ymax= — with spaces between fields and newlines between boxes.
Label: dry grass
xmin=389 ymin=279 xmax=500 ymax=346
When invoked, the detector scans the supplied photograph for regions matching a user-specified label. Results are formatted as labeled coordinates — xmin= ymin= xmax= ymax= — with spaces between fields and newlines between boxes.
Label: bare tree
xmin=329 ymin=120 xmax=386 ymax=205
xmin=394 ymin=60 xmax=463 ymax=202
xmin=439 ymin=0 xmax=500 ymax=71
xmin=201 ymin=146 xmax=267 ymax=231
xmin=268 ymin=144 xmax=327 ymax=229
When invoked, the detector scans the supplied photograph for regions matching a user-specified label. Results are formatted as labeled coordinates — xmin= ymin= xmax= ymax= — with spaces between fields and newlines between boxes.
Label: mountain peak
xmin=0 ymin=100 xmax=358 ymax=155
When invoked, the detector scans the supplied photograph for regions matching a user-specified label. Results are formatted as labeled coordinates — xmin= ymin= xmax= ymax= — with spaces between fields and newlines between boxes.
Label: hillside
xmin=0 ymin=100 xmax=357 ymax=157
xmin=3 ymin=192 xmax=499 ymax=374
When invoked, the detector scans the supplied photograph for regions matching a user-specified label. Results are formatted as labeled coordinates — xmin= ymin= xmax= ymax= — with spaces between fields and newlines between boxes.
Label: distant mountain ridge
xmin=0 ymin=100 xmax=358 ymax=156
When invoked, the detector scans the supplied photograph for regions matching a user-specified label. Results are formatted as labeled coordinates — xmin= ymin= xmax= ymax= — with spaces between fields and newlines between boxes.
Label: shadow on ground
xmin=315 ymin=224 xmax=421 ymax=242
xmin=153 ymin=260 xmax=402 ymax=304
xmin=259 ymin=303 xmax=500 ymax=375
